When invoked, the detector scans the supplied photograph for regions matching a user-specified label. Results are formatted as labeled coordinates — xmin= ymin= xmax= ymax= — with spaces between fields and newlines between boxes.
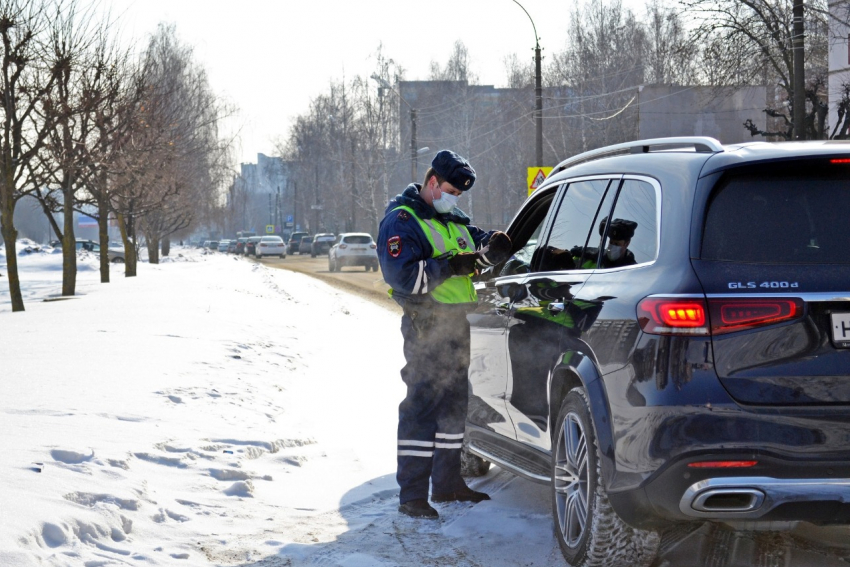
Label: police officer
xmin=378 ymin=150 xmax=511 ymax=519
xmin=600 ymin=218 xmax=638 ymax=268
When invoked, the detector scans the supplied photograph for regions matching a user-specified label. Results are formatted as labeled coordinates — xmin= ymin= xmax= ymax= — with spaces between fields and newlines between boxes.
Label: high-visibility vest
xmin=393 ymin=205 xmax=477 ymax=304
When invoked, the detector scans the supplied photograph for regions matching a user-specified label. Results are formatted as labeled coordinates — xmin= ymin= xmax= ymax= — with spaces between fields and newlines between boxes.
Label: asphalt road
xmin=257 ymin=252 xmax=400 ymax=313
xmin=255 ymin=252 xmax=850 ymax=566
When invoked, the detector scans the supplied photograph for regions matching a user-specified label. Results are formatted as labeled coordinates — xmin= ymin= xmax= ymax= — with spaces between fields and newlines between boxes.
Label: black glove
xmin=448 ymin=252 xmax=479 ymax=276
xmin=478 ymin=231 xmax=512 ymax=266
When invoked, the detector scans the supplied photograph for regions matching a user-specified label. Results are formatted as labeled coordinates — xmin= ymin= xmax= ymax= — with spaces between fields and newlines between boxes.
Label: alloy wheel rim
xmin=554 ymin=411 xmax=589 ymax=547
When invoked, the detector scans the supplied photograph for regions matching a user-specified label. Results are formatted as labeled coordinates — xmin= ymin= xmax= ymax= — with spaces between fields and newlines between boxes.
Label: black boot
xmin=398 ymin=498 xmax=439 ymax=519
xmin=431 ymin=486 xmax=490 ymax=503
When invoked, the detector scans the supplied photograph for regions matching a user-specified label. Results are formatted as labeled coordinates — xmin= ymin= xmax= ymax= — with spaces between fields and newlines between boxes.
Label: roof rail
xmin=552 ymin=136 xmax=724 ymax=174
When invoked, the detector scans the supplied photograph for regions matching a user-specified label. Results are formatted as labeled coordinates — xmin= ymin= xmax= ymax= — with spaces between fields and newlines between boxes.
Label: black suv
xmin=462 ymin=137 xmax=850 ymax=566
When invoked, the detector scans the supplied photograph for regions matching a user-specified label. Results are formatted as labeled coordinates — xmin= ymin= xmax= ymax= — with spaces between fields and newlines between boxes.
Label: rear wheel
xmin=111 ymin=257 xmax=124 ymax=264
xmin=553 ymin=388 xmax=659 ymax=567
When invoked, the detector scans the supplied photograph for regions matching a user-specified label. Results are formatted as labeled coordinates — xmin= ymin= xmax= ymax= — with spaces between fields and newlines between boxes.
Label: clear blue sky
xmin=104 ymin=0 xmax=650 ymax=165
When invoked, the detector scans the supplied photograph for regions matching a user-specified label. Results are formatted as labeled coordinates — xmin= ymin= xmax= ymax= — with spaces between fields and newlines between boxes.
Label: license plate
xmin=832 ymin=312 xmax=850 ymax=348
xmin=354 ymin=247 xmax=366 ymax=253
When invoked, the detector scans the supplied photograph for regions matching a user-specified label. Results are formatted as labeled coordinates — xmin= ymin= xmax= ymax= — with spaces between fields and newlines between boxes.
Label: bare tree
xmin=683 ymin=0 xmax=831 ymax=139
xmin=0 ymin=0 xmax=59 ymax=312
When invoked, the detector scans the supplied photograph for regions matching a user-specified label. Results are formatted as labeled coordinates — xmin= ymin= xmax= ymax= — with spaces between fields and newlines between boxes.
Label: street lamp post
xmin=372 ymin=74 xmax=423 ymax=182
xmin=513 ymin=0 xmax=543 ymax=166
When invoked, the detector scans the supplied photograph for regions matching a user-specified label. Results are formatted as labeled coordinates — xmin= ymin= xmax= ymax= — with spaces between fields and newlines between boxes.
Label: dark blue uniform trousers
xmin=397 ymin=301 xmax=470 ymax=504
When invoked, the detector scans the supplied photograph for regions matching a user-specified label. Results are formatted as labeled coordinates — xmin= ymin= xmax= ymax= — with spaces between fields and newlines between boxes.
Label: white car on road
xmin=328 ymin=233 xmax=379 ymax=272
xmin=256 ymin=235 xmax=286 ymax=259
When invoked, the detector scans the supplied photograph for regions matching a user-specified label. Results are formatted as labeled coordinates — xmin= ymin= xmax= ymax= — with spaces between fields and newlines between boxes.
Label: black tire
xmin=460 ymin=444 xmax=490 ymax=477
xmin=552 ymin=388 xmax=659 ymax=567
xmin=364 ymin=265 xmax=369 ymax=271
xmin=280 ymin=254 xmax=285 ymax=259
xmin=111 ymin=257 xmax=124 ymax=264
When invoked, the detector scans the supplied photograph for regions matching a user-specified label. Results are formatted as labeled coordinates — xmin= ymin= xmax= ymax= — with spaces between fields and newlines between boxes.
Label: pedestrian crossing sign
xmin=527 ymin=167 xmax=552 ymax=196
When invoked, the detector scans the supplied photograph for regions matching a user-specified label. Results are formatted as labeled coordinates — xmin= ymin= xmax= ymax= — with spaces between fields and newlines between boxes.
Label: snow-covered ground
xmin=0 ymin=243 xmax=563 ymax=567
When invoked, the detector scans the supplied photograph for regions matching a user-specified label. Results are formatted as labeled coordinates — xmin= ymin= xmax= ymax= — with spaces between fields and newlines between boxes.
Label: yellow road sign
xmin=527 ymin=167 xmax=553 ymax=196
xmin=265 ymin=224 xmax=275 ymax=234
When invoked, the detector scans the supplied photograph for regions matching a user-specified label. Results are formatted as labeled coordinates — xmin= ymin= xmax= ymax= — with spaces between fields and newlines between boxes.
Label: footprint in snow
xmin=51 ymin=448 xmax=94 ymax=464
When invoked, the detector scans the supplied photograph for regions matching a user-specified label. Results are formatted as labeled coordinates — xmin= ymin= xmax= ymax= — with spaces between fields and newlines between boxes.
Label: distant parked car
xmin=207 ymin=241 xmax=219 ymax=250
xmin=227 ymin=240 xmax=238 ymax=253
xmin=235 ymin=237 xmax=248 ymax=255
xmin=298 ymin=235 xmax=314 ymax=255
xmin=256 ymin=235 xmax=286 ymax=259
xmin=287 ymin=231 xmax=309 ymax=255
xmin=245 ymin=236 xmax=262 ymax=256
xmin=74 ymin=239 xmax=125 ymax=263
xmin=328 ymin=233 xmax=378 ymax=272
xmin=311 ymin=233 xmax=335 ymax=257
xmin=218 ymin=240 xmax=230 ymax=252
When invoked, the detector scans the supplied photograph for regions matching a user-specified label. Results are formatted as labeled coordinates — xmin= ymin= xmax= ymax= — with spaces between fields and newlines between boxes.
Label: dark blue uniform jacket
xmin=378 ymin=184 xmax=492 ymax=305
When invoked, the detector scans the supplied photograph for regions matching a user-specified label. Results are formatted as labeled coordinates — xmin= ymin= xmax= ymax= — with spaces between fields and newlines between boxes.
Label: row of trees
xmin=272 ymin=0 xmax=847 ymax=236
xmin=0 ymin=0 xmax=231 ymax=312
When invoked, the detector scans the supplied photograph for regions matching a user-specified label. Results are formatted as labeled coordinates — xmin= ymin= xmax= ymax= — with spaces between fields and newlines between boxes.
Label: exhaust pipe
xmin=691 ymin=488 xmax=764 ymax=513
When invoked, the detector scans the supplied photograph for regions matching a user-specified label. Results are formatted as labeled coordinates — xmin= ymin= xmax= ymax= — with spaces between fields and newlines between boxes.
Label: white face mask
xmin=606 ymin=244 xmax=623 ymax=261
xmin=431 ymin=184 xmax=458 ymax=214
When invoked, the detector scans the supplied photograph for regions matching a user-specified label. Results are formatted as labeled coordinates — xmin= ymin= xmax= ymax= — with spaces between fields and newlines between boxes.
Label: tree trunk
xmin=147 ymin=234 xmax=160 ymax=265
xmin=97 ymin=194 xmax=110 ymax=284
xmin=61 ymin=182 xmax=77 ymax=297
xmin=161 ymin=236 xmax=170 ymax=257
xmin=0 ymin=208 xmax=24 ymax=312
xmin=117 ymin=212 xmax=137 ymax=277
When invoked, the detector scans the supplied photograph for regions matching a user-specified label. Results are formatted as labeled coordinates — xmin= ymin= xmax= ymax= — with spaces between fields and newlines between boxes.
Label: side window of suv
xmin=537 ymin=179 xmax=612 ymax=272
xmin=598 ymin=179 xmax=658 ymax=269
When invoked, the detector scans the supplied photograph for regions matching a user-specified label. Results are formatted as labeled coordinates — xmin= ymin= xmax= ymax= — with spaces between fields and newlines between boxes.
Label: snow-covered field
xmin=0 ymin=243 xmax=562 ymax=567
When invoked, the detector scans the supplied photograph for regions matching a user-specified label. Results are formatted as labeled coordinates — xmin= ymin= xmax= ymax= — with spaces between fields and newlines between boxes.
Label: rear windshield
xmin=261 ymin=237 xmax=282 ymax=242
xmin=702 ymin=163 xmax=850 ymax=264
xmin=343 ymin=235 xmax=372 ymax=244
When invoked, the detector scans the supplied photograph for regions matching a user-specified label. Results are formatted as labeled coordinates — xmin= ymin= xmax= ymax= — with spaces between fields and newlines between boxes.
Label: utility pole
xmin=514 ymin=0 xmax=543 ymax=165
xmin=792 ymin=0 xmax=806 ymax=140
xmin=277 ymin=186 xmax=282 ymax=235
xmin=292 ymin=180 xmax=298 ymax=232
xmin=410 ymin=108 xmax=418 ymax=182
xmin=371 ymin=74 xmax=420 ymax=183
xmin=268 ymin=193 xmax=273 ymax=227
xmin=535 ymin=44 xmax=543 ymax=166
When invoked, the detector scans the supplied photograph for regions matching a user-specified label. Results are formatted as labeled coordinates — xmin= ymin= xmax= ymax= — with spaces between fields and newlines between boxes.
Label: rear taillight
xmin=637 ymin=298 xmax=709 ymax=335
xmin=830 ymin=158 xmax=850 ymax=164
xmin=340 ymin=244 xmax=348 ymax=249
xmin=638 ymin=296 xmax=804 ymax=336
xmin=370 ymin=243 xmax=377 ymax=249
xmin=708 ymin=298 xmax=803 ymax=335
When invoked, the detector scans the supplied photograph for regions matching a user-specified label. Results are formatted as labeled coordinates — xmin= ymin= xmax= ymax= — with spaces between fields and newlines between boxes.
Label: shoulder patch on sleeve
xmin=387 ymin=236 xmax=402 ymax=258
xmin=397 ymin=210 xmax=410 ymax=221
